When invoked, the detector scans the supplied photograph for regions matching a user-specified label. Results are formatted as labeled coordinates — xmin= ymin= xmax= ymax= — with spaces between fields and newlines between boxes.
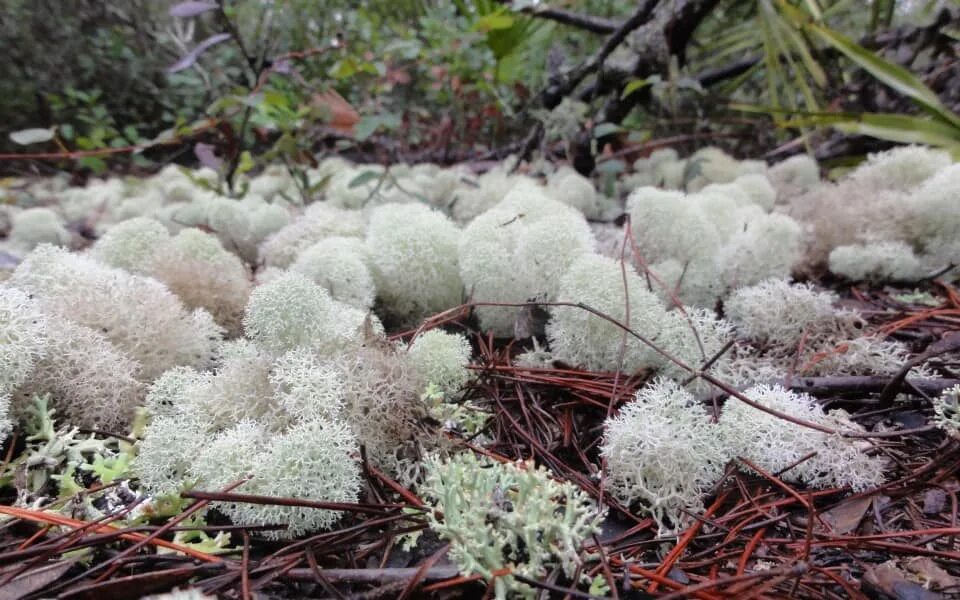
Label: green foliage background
xmin=1 ymin=0 xmax=957 ymax=169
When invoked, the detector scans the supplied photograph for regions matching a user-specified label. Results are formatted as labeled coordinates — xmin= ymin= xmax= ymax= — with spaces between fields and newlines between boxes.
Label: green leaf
xmin=348 ymin=170 xmax=381 ymax=189
xmin=790 ymin=113 xmax=960 ymax=151
xmin=354 ymin=113 xmax=402 ymax=141
xmin=595 ymin=159 xmax=626 ymax=175
xmin=593 ymin=122 xmax=624 ymax=138
xmin=777 ymin=0 xmax=960 ymax=128
xmin=78 ymin=156 xmax=108 ymax=174
xmin=621 ymin=79 xmax=651 ymax=99
xmin=475 ymin=12 xmax=514 ymax=32
xmin=734 ymin=103 xmax=960 ymax=154
xmin=236 ymin=151 xmax=256 ymax=176
xmin=9 ymin=127 xmax=56 ymax=145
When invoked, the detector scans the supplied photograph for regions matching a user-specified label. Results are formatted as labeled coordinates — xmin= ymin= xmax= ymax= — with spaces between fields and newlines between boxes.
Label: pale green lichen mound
xmin=89 ymin=217 xmax=171 ymax=273
xmin=149 ymin=229 xmax=252 ymax=334
xmin=406 ymin=329 xmax=472 ymax=396
xmin=243 ymin=271 xmax=375 ymax=356
xmin=134 ymin=346 xmax=359 ymax=539
xmin=227 ymin=417 xmax=361 ymax=539
xmin=258 ymin=202 xmax=366 ymax=269
xmin=547 ymin=253 xmax=667 ymax=373
xmin=421 ymin=452 xmax=604 ymax=600
xmin=768 ymin=154 xmax=820 ymax=192
xmin=459 ymin=182 xmax=595 ymax=336
xmin=849 ymin=145 xmax=952 ymax=192
xmin=627 ymin=187 xmax=721 ymax=264
xmin=908 ymin=163 xmax=960 ymax=267
xmin=828 ymin=240 xmax=926 ymax=282
xmin=0 ymin=286 xmax=48 ymax=396
xmin=12 ymin=315 xmax=143 ymax=431
xmin=366 ymin=203 xmax=462 ymax=323
xmin=0 ymin=286 xmax=49 ymax=440
xmin=716 ymin=212 xmax=802 ymax=289
xmin=656 ymin=308 xmax=735 ymax=393
xmin=545 ymin=165 xmax=604 ymax=219
xmin=7 ymin=207 xmax=72 ymax=253
xmin=601 ymin=379 xmax=725 ymax=532
xmin=289 ymin=236 xmax=375 ymax=309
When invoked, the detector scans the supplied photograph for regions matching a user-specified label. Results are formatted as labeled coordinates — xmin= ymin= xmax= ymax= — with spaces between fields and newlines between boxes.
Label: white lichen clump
xmin=459 ymin=182 xmax=595 ymax=335
xmin=134 ymin=344 xmax=363 ymax=539
xmin=7 ymin=207 xmax=72 ymax=254
xmin=0 ymin=287 xmax=49 ymax=439
xmin=365 ymin=203 xmax=462 ymax=323
xmin=933 ymin=385 xmax=960 ymax=438
xmin=421 ymin=452 xmax=604 ymax=599
xmin=625 ymin=184 xmax=802 ymax=307
xmin=242 ymin=271 xmax=373 ymax=356
xmin=828 ymin=241 xmax=925 ymax=282
xmin=547 ymin=253 xmax=666 ymax=373
xmin=601 ymin=379 xmax=725 ymax=531
xmin=10 ymin=245 xmax=222 ymax=380
xmin=603 ymin=381 xmax=888 ymax=530
xmin=719 ymin=385 xmax=887 ymax=491
xmin=289 ymin=236 xmax=374 ymax=309
xmin=406 ymin=329 xmax=472 ymax=396
xmin=725 ymin=279 xmax=837 ymax=347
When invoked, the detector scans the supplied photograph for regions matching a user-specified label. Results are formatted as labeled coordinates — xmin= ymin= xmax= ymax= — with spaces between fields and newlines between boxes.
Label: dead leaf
xmin=311 ymin=89 xmax=359 ymax=136
xmin=922 ymin=488 xmax=947 ymax=515
xmin=819 ymin=495 xmax=871 ymax=535
xmin=864 ymin=560 xmax=943 ymax=600
xmin=0 ymin=559 xmax=77 ymax=600
xmin=904 ymin=557 xmax=959 ymax=591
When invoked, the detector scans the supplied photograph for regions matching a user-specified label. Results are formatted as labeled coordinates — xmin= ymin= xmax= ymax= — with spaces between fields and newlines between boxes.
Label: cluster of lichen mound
xmin=1 ymin=145 xmax=957 ymax=597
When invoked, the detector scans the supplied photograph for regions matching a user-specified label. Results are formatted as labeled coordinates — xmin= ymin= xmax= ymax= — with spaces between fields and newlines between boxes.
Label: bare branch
xmin=507 ymin=2 xmax=618 ymax=34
